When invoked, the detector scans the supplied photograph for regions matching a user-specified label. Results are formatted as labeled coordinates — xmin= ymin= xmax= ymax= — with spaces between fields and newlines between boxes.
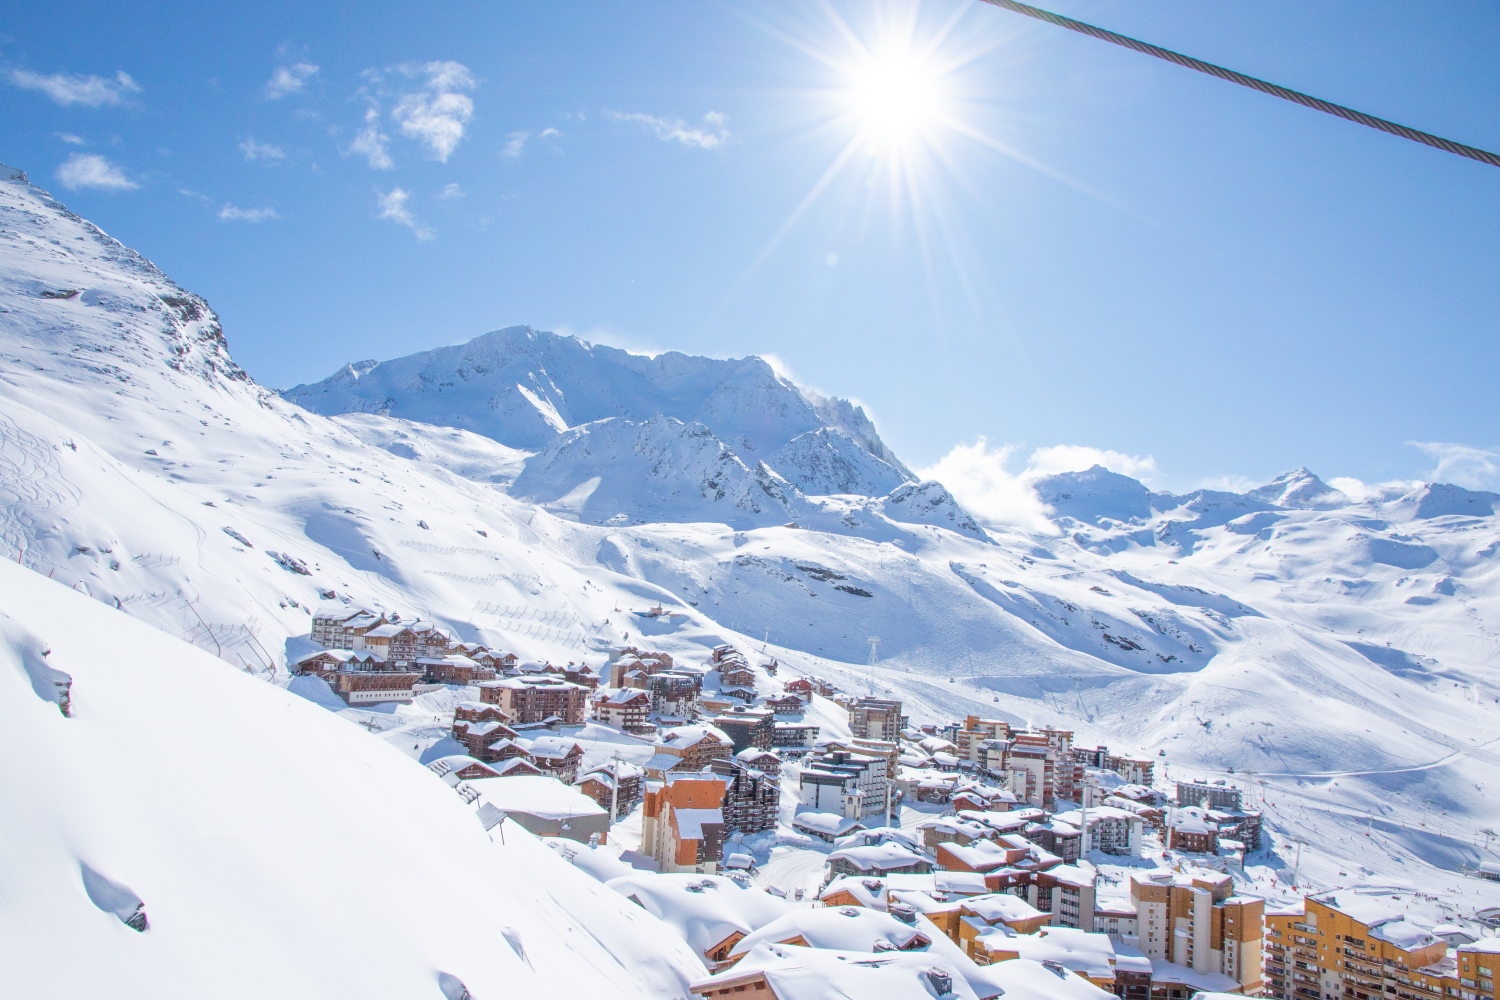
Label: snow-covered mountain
xmin=1 ymin=163 xmax=1498 ymax=919
xmin=284 ymin=324 xmax=912 ymax=496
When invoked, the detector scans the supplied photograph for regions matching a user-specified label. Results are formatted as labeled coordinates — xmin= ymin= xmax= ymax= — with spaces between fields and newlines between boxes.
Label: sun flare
xmin=844 ymin=44 xmax=944 ymax=149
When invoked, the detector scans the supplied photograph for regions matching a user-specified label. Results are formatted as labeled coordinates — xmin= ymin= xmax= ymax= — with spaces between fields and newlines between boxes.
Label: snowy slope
xmin=0 ymin=557 xmax=706 ymax=1000
xmin=1 ymin=163 xmax=1498 ymax=913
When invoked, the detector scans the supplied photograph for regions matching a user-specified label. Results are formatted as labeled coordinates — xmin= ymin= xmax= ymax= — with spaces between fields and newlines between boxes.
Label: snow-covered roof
xmin=1147 ymin=958 xmax=1241 ymax=993
xmin=601 ymin=687 xmax=650 ymax=705
xmin=694 ymin=943 xmax=983 ymax=1000
xmin=465 ymin=776 xmax=606 ymax=821
xmin=607 ymin=873 xmax=789 ymax=959
xmin=461 ymin=719 xmax=511 ymax=737
xmin=960 ymin=894 xmax=1047 ymax=925
xmin=1369 ymin=918 xmax=1439 ymax=951
xmin=820 ymin=876 xmax=890 ymax=910
xmin=975 ymin=926 xmax=1116 ymax=980
xmin=643 ymin=752 xmax=687 ymax=774
xmin=792 ymin=813 xmax=865 ymax=838
xmin=544 ymin=838 xmax=639 ymax=883
xmin=833 ymin=826 xmax=924 ymax=853
xmin=883 ymin=872 xmax=990 ymax=898
xmin=728 ymin=906 xmax=930 ymax=957
xmin=673 ymin=808 xmax=724 ymax=841
xmin=1459 ymin=938 xmax=1500 ymax=955
xmin=936 ymin=840 xmax=1021 ymax=871
xmin=521 ymin=735 xmax=582 ymax=760
xmin=1044 ymin=865 xmax=1096 ymax=889
xmin=828 ymin=843 xmax=929 ymax=873
xmin=657 ymin=724 xmax=732 ymax=749
xmin=364 ymin=623 xmax=412 ymax=639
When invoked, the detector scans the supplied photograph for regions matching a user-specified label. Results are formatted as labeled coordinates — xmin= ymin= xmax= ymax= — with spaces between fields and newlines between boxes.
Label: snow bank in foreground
xmin=0 ymin=558 xmax=703 ymax=1000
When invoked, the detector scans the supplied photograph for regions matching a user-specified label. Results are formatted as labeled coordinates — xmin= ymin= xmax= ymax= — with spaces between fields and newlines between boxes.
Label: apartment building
xmin=712 ymin=707 xmax=775 ymax=753
xmin=641 ymin=773 xmax=728 ymax=874
xmin=592 ymin=687 xmax=653 ymax=733
xmin=955 ymin=716 xmax=1012 ymax=763
xmin=1052 ymin=806 xmax=1145 ymax=857
xmin=1264 ymin=893 xmax=1498 ymax=1000
xmin=798 ymin=749 xmax=889 ymax=820
xmin=478 ymin=676 xmax=587 ymax=724
xmin=1177 ymin=778 xmax=1244 ymax=812
xmin=707 ymin=758 xmax=780 ymax=834
xmin=848 ymin=697 xmax=906 ymax=741
xmin=1130 ymin=869 xmax=1264 ymax=995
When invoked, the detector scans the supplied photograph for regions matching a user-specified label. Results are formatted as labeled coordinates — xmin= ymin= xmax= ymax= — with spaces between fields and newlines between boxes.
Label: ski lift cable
xmin=979 ymin=0 xmax=1500 ymax=169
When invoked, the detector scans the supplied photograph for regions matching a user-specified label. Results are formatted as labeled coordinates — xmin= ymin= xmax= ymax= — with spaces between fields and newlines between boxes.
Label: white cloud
xmin=501 ymin=130 xmax=528 ymax=158
xmin=240 ymin=136 xmax=285 ymax=162
xmin=266 ymin=62 xmax=318 ymax=99
xmin=218 ymin=204 xmax=280 ymax=222
xmin=916 ymin=439 xmax=1057 ymax=534
xmin=916 ymin=440 xmax=1159 ymax=532
xmin=1409 ymin=441 xmax=1500 ymax=490
xmin=348 ymin=107 xmax=393 ymax=169
xmin=57 ymin=133 xmax=86 ymax=145
xmin=376 ymin=187 xmax=433 ymax=240
xmin=437 ymin=182 xmax=464 ymax=200
xmin=389 ymin=61 xmax=476 ymax=162
xmin=1328 ymin=476 xmax=1375 ymax=500
xmin=538 ymin=127 xmax=561 ymax=139
xmin=607 ymin=110 xmax=730 ymax=150
xmin=9 ymin=69 xmax=139 ymax=107
xmin=55 ymin=153 xmax=136 ymax=191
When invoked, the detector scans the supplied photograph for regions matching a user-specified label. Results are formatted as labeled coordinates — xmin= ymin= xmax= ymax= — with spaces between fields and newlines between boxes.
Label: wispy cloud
xmin=376 ymin=187 xmax=433 ymax=240
xmin=437 ymin=182 xmax=464 ymax=200
xmin=55 ymin=153 xmax=136 ymax=191
xmin=240 ymin=136 xmax=285 ymax=162
xmin=539 ymin=127 xmax=561 ymax=139
xmin=266 ymin=61 xmax=318 ymax=99
xmin=57 ymin=133 xmax=86 ymax=145
xmin=916 ymin=439 xmax=1159 ymax=532
xmin=607 ymin=110 xmax=730 ymax=150
xmin=1409 ymin=441 xmax=1500 ymax=490
xmin=219 ymin=204 xmax=280 ymax=222
xmin=501 ymin=130 xmax=528 ymax=158
xmin=352 ymin=60 xmax=476 ymax=167
xmin=390 ymin=60 xmax=476 ymax=162
xmin=348 ymin=107 xmax=393 ymax=169
xmin=9 ymin=69 xmax=139 ymax=107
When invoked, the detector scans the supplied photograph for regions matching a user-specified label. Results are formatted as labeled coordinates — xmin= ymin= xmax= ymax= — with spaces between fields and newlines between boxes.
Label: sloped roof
xmin=607 ymin=873 xmax=788 ymax=960
xmin=728 ymin=907 xmax=929 ymax=957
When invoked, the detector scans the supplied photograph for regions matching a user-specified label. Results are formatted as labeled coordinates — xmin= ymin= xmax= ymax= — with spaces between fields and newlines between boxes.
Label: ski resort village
xmin=270 ymin=598 xmax=1500 ymax=1000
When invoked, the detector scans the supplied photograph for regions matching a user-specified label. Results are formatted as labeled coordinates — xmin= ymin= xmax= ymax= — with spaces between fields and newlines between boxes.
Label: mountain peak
xmin=1246 ymin=467 xmax=1349 ymax=510
xmin=284 ymin=326 xmax=911 ymax=496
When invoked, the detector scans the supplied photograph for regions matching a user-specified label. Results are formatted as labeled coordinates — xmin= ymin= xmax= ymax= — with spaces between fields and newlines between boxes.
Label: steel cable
xmin=980 ymin=0 xmax=1500 ymax=169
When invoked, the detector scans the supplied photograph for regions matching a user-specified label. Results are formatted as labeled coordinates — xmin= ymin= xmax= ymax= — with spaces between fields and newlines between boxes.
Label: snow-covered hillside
xmin=1 ymin=163 xmax=1498 ymax=914
xmin=0 ymin=557 xmax=706 ymax=999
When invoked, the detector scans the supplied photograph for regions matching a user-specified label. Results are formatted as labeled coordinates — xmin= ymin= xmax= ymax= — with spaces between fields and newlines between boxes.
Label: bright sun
xmin=844 ymin=44 xmax=944 ymax=149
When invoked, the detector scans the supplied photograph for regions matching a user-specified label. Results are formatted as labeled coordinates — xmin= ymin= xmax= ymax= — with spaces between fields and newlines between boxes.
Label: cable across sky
xmin=980 ymin=0 xmax=1500 ymax=169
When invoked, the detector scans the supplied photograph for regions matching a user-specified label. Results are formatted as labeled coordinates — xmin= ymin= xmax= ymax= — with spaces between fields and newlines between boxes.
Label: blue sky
xmin=3 ymin=0 xmax=1499 ymax=501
